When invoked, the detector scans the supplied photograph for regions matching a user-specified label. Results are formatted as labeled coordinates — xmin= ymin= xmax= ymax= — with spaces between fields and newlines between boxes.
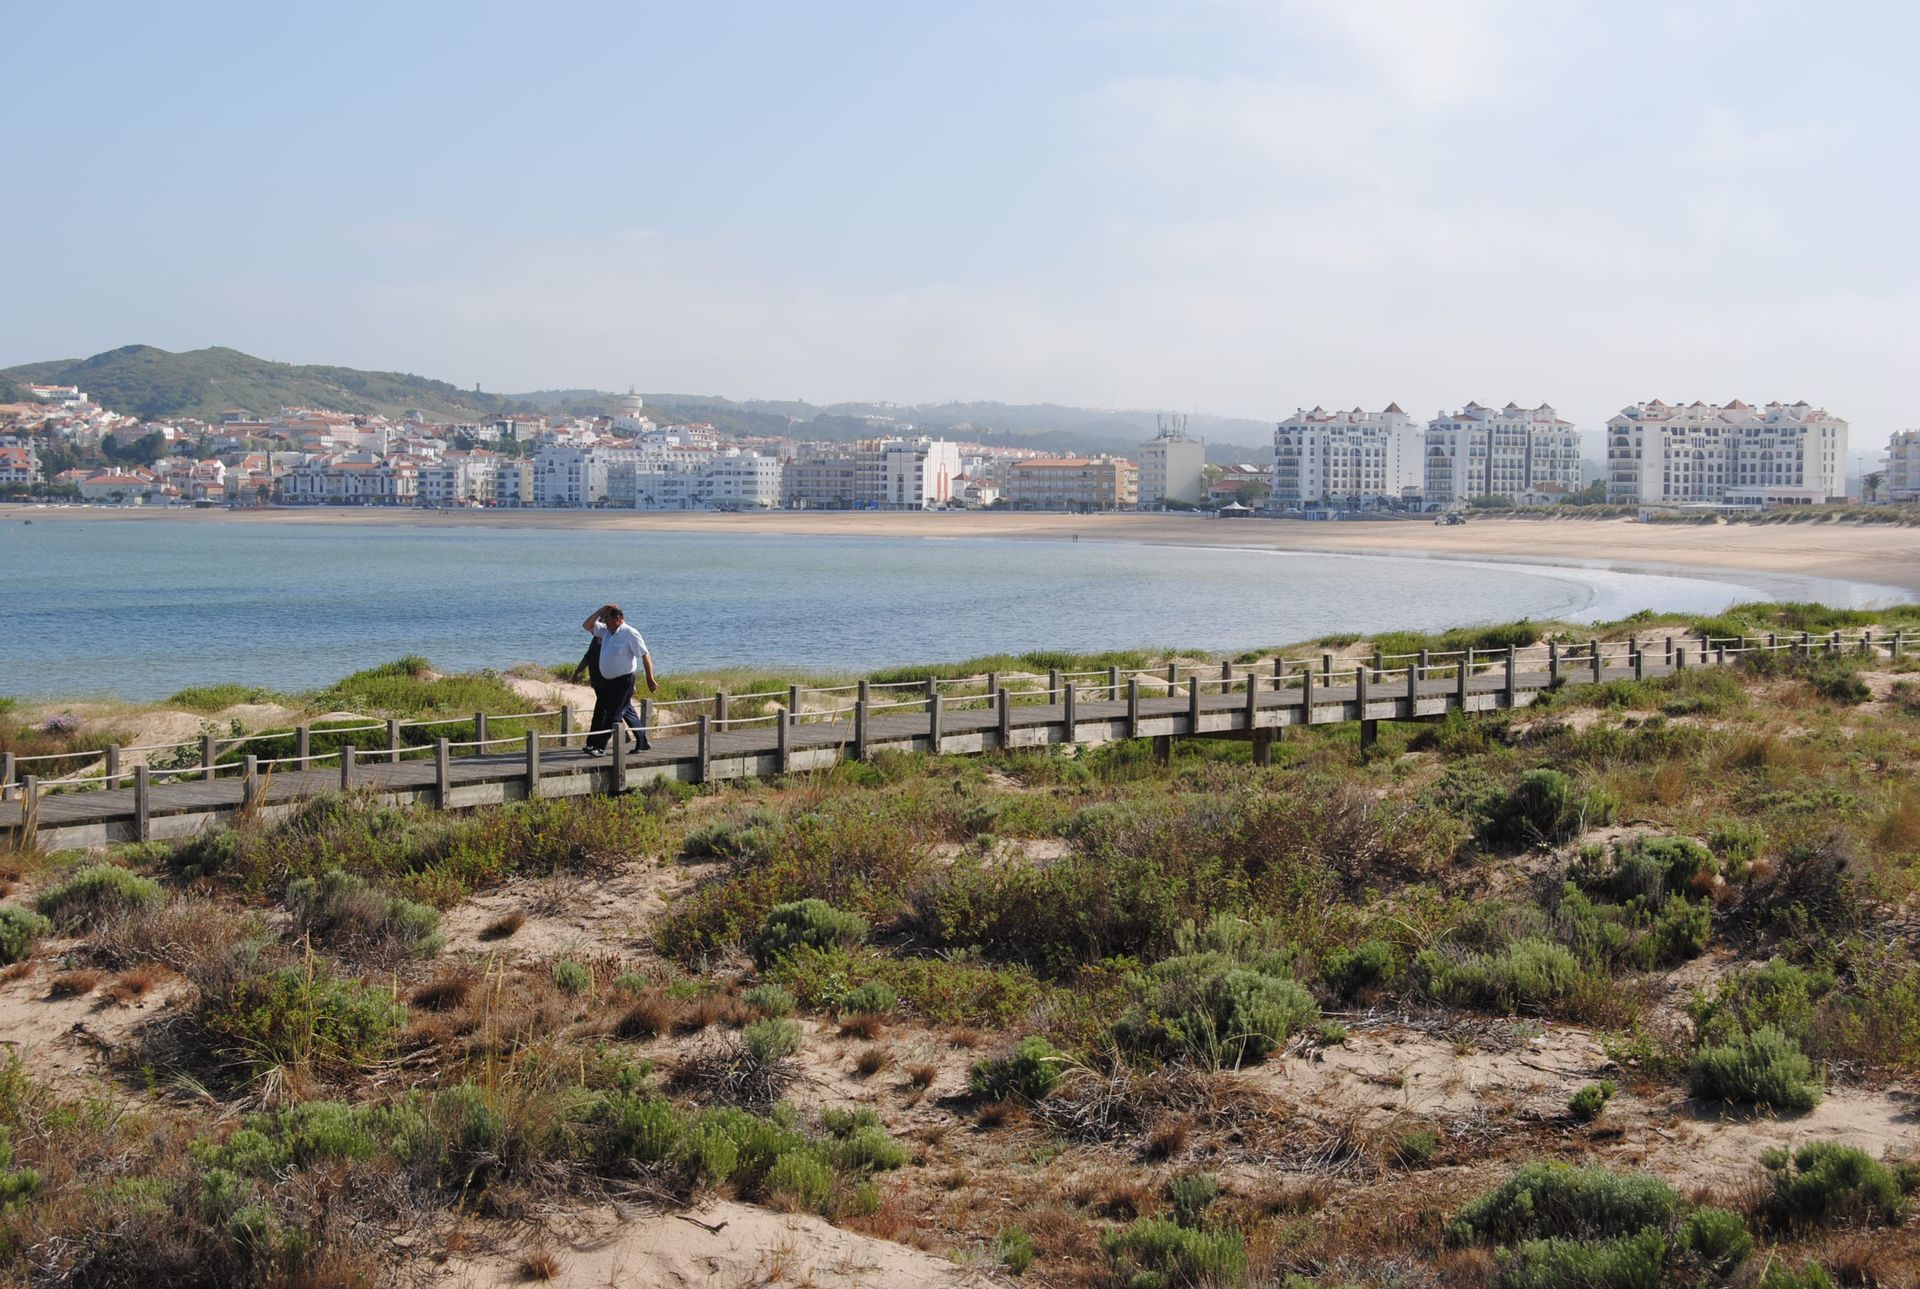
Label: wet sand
xmin=8 ymin=504 xmax=1917 ymax=599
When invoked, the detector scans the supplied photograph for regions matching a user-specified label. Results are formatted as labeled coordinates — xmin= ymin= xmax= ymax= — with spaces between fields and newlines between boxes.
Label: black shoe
xmin=584 ymin=745 xmax=606 ymax=757
xmin=630 ymin=738 xmax=650 ymax=754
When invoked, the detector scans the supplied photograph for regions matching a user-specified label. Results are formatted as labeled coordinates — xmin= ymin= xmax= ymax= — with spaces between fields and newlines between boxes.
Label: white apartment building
xmin=705 ymin=449 xmax=784 ymax=509
xmin=1884 ymin=429 xmax=1920 ymax=503
xmin=419 ymin=457 xmax=497 ymax=507
xmin=1605 ymin=400 xmax=1848 ymax=507
xmin=1424 ymin=402 xmax=1581 ymax=507
xmin=608 ymin=449 xmax=784 ymax=511
xmin=532 ymin=446 xmax=610 ymax=507
xmin=1271 ymin=404 xmax=1423 ymax=509
xmin=493 ymin=460 xmax=533 ymax=508
xmin=882 ymin=438 xmax=961 ymax=509
xmin=1137 ymin=429 xmax=1206 ymax=506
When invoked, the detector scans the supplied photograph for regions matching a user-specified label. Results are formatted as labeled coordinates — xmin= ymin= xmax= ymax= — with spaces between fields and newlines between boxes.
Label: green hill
xmin=1 ymin=346 xmax=530 ymax=422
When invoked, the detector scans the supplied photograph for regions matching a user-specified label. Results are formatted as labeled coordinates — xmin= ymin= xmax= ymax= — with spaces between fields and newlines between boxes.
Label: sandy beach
xmin=11 ymin=504 xmax=1918 ymax=599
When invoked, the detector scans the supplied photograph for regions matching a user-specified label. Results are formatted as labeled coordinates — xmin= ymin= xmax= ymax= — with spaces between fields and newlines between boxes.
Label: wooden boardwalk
xmin=2 ymin=629 xmax=1897 ymax=852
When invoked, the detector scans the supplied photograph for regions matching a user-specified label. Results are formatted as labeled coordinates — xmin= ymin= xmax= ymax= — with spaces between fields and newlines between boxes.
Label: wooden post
xmin=996 ymin=687 xmax=1012 ymax=749
xmin=1302 ymin=668 xmax=1316 ymax=724
xmin=1127 ymin=678 xmax=1141 ymax=737
xmin=1828 ymin=629 xmax=1840 ymax=655
xmin=858 ymin=679 xmax=871 ymax=712
xmin=1503 ymin=646 xmax=1517 ymax=706
xmin=387 ymin=718 xmax=402 ymax=764
xmin=1665 ymin=636 xmax=1674 ymax=666
xmin=296 ymin=725 xmax=311 ymax=771
xmin=242 ymin=754 xmax=260 ymax=810
xmin=340 ymin=744 xmax=356 ymax=791
xmin=1676 ymin=645 xmax=1688 ymax=671
xmin=19 ymin=776 xmax=37 ymax=847
xmin=777 ymin=708 xmax=792 ymax=772
xmin=854 ymin=700 xmax=869 ymax=762
xmin=640 ymin=699 xmax=654 ymax=741
xmin=1187 ymin=676 xmax=1201 ymax=731
xmin=1371 ymin=648 xmax=1384 ymax=681
xmin=925 ymin=677 xmax=938 ymax=713
xmin=1272 ymin=657 xmax=1285 ymax=691
xmin=1455 ymin=653 xmax=1469 ymax=708
xmin=1767 ymin=632 xmax=1778 ymax=651
xmin=434 ymin=738 xmax=450 ymax=808
xmin=1108 ymin=665 xmax=1121 ymax=701
xmin=202 ymin=732 xmax=217 ymax=781
xmin=696 ymin=715 xmax=712 ymax=782
xmin=1548 ymin=640 xmax=1560 ymax=684
xmin=559 ymin=704 xmax=573 ymax=747
xmin=1244 ymin=673 xmax=1258 ymax=728
xmin=1356 ymin=663 xmax=1370 ymax=714
xmin=1060 ymin=683 xmax=1075 ymax=738
xmin=1251 ymin=731 xmax=1272 ymax=767
xmin=985 ymin=672 xmax=998 ymax=706
xmin=133 ymin=765 xmax=150 ymax=842
xmin=1048 ymin=668 xmax=1061 ymax=703
xmin=1153 ymin=734 xmax=1172 ymax=765
xmin=1715 ymin=643 xmax=1726 ymax=667
xmin=1359 ymin=720 xmax=1377 ymax=753
xmin=788 ymin=685 xmax=803 ymax=724
xmin=1465 ymin=647 xmax=1475 ymax=678
xmin=929 ymin=692 xmax=945 ymax=749
xmin=475 ymin=711 xmax=488 ymax=749
xmin=611 ymin=726 xmax=627 ymax=793
xmin=1800 ymin=630 xmax=1811 ymax=657
xmin=1166 ymin=661 xmax=1177 ymax=690
xmin=1405 ymin=657 xmax=1419 ymax=711
xmin=1591 ymin=642 xmax=1604 ymax=684
xmin=1322 ymin=652 xmax=1332 ymax=679
xmin=715 ymin=692 xmax=729 ymax=732
xmin=0 ymin=751 xmax=12 ymax=801
xmin=106 ymin=744 xmax=122 ymax=791
xmin=1634 ymin=644 xmax=1646 ymax=681
xmin=1220 ymin=659 xmax=1233 ymax=683
xmin=1895 ymin=630 xmax=1905 ymax=660
xmin=524 ymin=730 xmax=540 ymax=798
xmin=1418 ymin=647 xmax=1431 ymax=677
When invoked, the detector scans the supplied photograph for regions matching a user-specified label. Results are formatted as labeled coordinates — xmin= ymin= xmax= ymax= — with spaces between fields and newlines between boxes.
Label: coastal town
xmin=0 ymin=380 xmax=1890 ymax=515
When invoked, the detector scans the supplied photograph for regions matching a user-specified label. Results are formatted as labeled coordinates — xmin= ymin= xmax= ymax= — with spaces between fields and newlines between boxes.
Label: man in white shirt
xmin=581 ymin=603 xmax=658 ymax=755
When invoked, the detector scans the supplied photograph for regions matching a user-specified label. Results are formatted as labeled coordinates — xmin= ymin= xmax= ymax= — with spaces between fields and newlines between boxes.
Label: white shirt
xmin=593 ymin=621 xmax=648 ymax=677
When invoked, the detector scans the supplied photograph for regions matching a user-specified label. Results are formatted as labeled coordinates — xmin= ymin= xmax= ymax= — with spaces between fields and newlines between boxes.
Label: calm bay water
xmin=0 ymin=517 xmax=1898 ymax=701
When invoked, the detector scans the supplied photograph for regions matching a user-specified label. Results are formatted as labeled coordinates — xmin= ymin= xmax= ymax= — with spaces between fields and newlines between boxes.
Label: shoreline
xmin=10 ymin=503 xmax=1919 ymax=599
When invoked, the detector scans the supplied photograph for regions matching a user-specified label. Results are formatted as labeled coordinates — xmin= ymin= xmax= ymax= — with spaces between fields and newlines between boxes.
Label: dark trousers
xmin=586 ymin=673 xmax=646 ymax=751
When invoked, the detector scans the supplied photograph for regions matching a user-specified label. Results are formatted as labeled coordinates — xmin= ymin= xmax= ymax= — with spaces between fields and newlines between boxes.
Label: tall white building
xmin=1271 ymin=404 xmax=1423 ymax=509
xmin=1605 ymin=400 xmax=1848 ymax=507
xmin=1137 ymin=428 xmax=1207 ymax=506
xmin=610 ymin=448 xmax=784 ymax=511
xmin=882 ymin=437 xmax=961 ymax=509
xmin=532 ymin=446 xmax=609 ymax=508
xmin=1884 ymin=429 xmax=1920 ymax=503
xmin=1424 ymin=402 xmax=1581 ymax=507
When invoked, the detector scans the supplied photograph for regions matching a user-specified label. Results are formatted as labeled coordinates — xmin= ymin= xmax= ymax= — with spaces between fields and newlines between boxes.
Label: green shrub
xmin=1103 ymin=1216 xmax=1247 ymax=1286
xmin=1576 ymin=837 xmax=1715 ymax=907
xmin=1414 ymin=937 xmax=1581 ymax=1014
xmin=1394 ymin=1130 xmax=1439 ymax=1168
xmin=285 ymin=869 xmax=443 ymax=962
xmin=994 ymin=1228 xmax=1036 ymax=1274
xmin=551 ymin=959 xmax=593 ymax=996
xmin=753 ymin=899 xmax=869 ymax=965
xmin=1689 ymin=959 xmax=1833 ymax=1049
xmin=742 ymin=1018 xmax=803 ymax=1065
xmin=765 ymin=1149 xmax=834 ymax=1211
xmin=838 ymin=981 xmax=898 ymax=1015
xmin=1124 ymin=952 xmax=1319 ymax=1067
xmin=1762 ymin=1140 xmax=1910 ymax=1227
xmin=1166 ymin=1173 xmax=1219 ymax=1228
xmin=1676 ymin=1206 xmax=1751 ymax=1273
xmin=743 ymin=983 xmax=797 ymax=1017
xmin=1809 ymin=661 xmax=1871 ymax=705
xmin=1688 ymin=1026 xmax=1822 ymax=1112
xmin=35 ymin=863 xmax=162 ymax=929
xmin=1321 ymin=938 xmax=1397 ymax=1000
xmin=0 ymin=1127 xmax=40 ymax=1208
xmin=1757 ymin=1263 xmax=1833 ymax=1289
xmin=969 ymin=1037 xmax=1066 ymax=1103
xmin=592 ymin=1092 xmax=686 ymax=1169
xmin=1485 ymin=768 xmax=1596 ymax=849
xmin=1449 ymin=1162 xmax=1681 ymax=1246
xmin=0 ymin=906 xmax=51 ymax=964
xmin=1497 ymin=1231 xmax=1665 ymax=1289
xmin=195 ymin=955 xmax=405 ymax=1085
xmin=1568 ymin=1081 xmax=1616 ymax=1123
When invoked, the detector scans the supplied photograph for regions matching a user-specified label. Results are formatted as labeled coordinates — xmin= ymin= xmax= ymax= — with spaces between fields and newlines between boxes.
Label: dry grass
xmin=482 ymin=909 xmax=526 ymax=940
xmin=1144 ymin=1116 xmax=1191 ymax=1160
xmin=615 ymin=991 xmax=674 ymax=1039
xmin=47 ymin=968 xmax=105 ymax=998
xmin=104 ymin=963 xmax=166 ymax=1003
xmin=518 ymin=1247 xmax=563 ymax=1281
xmin=854 ymin=1045 xmax=892 ymax=1077
xmin=905 ymin=1062 xmax=938 ymax=1090
xmin=0 ymin=960 xmax=33 ymax=983
xmin=411 ymin=967 xmax=477 ymax=1011
xmin=840 ymin=1011 xmax=887 ymax=1040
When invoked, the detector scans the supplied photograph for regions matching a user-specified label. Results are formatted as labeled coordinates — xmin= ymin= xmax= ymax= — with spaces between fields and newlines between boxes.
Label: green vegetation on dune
xmin=10 ymin=603 xmax=1920 ymax=1285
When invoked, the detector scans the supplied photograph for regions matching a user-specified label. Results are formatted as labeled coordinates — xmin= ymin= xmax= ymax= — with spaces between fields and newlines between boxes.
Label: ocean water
xmin=0 ymin=517 xmax=1899 ymax=701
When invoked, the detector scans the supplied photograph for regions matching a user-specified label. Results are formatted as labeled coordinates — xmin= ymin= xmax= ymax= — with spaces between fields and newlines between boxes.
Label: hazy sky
xmin=6 ymin=1 xmax=1916 ymax=452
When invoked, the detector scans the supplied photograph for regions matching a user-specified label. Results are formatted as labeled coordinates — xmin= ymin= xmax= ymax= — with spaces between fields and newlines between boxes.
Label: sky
xmin=5 ymin=1 xmax=1917 ymax=455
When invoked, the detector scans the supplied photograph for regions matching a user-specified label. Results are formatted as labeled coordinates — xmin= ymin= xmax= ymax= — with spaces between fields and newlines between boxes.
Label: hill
xmin=1 ymin=345 xmax=530 ymax=422
xmin=518 ymin=389 xmax=1276 ymax=463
